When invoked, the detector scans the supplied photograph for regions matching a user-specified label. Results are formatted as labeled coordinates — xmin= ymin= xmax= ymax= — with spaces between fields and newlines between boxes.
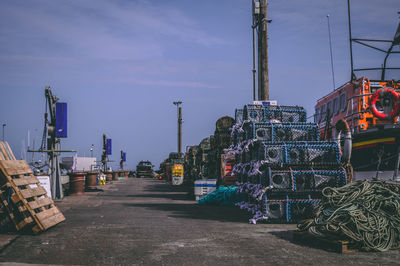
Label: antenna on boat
xmin=346 ymin=1 xmax=400 ymax=81
xmin=326 ymin=14 xmax=336 ymax=90
xmin=347 ymin=0 xmax=356 ymax=81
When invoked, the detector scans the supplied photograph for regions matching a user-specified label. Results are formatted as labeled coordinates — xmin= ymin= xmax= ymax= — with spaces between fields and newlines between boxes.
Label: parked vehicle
xmin=136 ymin=161 xmax=154 ymax=178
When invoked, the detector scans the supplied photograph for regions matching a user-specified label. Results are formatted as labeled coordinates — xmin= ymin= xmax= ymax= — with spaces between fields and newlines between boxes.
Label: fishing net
xmin=298 ymin=180 xmax=400 ymax=251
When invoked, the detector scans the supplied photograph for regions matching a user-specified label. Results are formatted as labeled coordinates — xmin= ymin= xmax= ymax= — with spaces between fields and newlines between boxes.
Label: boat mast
xmin=347 ymin=0 xmax=356 ymax=81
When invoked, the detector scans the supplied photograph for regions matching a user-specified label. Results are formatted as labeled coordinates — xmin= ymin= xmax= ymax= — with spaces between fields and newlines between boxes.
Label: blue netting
xmin=198 ymin=186 xmax=244 ymax=206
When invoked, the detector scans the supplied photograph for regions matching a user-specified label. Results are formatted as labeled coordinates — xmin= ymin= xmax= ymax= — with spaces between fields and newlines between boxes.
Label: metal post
xmin=102 ymin=134 xmax=108 ymax=172
xmin=258 ymin=0 xmax=269 ymax=101
xmin=2 ymin=124 xmax=5 ymax=142
xmin=327 ymin=14 xmax=336 ymax=90
xmin=178 ymin=106 xmax=182 ymax=154
xmin=173 ymin=101 xmax=182 ymax=155
xmin=252 ymin=26 xmax=257 ymax=101
xmin=347 ymin=0 xmax=355 ymax=81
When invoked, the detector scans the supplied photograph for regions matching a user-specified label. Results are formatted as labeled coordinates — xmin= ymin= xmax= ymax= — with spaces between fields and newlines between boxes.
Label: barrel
xmin=68 ymin=172 xmax=85 ymax=196
xmin=85 ymin=171 xmax=98 ymax=190
xmin=105 ymin=171 xmax=113 ymax=182
xmin=112 ymin=171 xmax=119 ymax=181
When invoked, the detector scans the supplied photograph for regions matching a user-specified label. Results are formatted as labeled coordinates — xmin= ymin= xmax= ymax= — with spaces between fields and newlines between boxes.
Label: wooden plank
xmin=0 ymin=160 xmax=33 ymax=176
xmin=0 ymin=151 xmax=5 ymax=161
xmin=38 ymin=212 xmax=65 ymax=230
xmin=20 ymin=186 xmax=47 ymax=199
xmin=293 ymin=231 xmax=358 ymax=254
xmin=35 ymin=206 xmax=62 ymax=222
xmin=28 ymin=197 xmax=53 ymax=210
xmin=4 ymin=142 xmax=16 ymax=160
xmin=0 ymin=142 xmax=10 ymax=160
xmin=13 ymin=176 xmax=40 ymax=187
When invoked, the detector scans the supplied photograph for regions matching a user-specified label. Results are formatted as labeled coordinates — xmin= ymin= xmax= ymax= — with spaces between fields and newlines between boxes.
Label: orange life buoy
xmin=370 ymin=88 xmax=400 ymax=119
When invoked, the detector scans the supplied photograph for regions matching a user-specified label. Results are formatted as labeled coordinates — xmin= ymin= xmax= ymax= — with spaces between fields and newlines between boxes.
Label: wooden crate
xmin=293 ymin=230 xmax=359 ymax=253
xmin=0 ymin=141 xmax=65 ymax=234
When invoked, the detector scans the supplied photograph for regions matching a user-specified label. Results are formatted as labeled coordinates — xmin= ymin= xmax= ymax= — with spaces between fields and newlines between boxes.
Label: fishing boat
xmin=314 ymin=5 xmax=400 ymax=181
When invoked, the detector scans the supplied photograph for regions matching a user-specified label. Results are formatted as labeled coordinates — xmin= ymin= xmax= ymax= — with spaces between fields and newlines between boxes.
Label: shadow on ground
xmin=123 ymin=202 xmax=250 ymax=223
xmin=270 ymin=230 xmax=355 ymax=253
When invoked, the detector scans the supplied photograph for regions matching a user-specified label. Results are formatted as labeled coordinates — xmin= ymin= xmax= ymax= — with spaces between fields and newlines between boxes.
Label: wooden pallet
xmin=0 ymin=141 xmax=65 ymax=233
xmin=0 ymin=141 xmax=16 ymax=161
xmin=293 ymin=230 xmax=359 ymax=253
xmin=0 ymin=141 xmax=17 ymax=230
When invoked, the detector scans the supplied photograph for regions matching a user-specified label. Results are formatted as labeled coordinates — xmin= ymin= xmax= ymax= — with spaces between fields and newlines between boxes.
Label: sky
xmin=0 ymin=0 xmax=399 ymax=170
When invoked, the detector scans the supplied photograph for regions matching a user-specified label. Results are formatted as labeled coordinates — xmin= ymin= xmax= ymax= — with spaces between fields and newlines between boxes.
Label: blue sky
xmin=0 ymin=0 xmax=399 ymax=169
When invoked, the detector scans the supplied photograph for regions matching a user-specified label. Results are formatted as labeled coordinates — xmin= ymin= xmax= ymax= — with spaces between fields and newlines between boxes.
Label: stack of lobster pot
xmin=231 ymin=104 xmax=347 ymax=223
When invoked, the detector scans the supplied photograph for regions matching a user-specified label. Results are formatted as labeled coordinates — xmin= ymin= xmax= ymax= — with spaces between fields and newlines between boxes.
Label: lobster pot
xmin=287 ymin=143 xmax=340 ymax=166
xmin=262 ymin=194 xmax=321 ymax=223
xmin=244 ymin=122 xmax=319 ymax=142
xmin=292 ymin=169 xmax=347 ymax=191
xmin=235 ymin=109 xmax=244 ymax=124
xmin=253 ymin=141 xmax=340 ymax=167
xmin=239 ymin=163 xmax=252 ymax=183
xmin=231 ymin=126 xmax=246 ymax=146
xmin=243 ymin=104 xmax=307 ymax=123
xmin=264 ymin=105 xmax=307 ymax=123
xmin=246 ymin=167 xmax=346 ymax=191
xmin=243 ymin=104 xmax=266 ymax=122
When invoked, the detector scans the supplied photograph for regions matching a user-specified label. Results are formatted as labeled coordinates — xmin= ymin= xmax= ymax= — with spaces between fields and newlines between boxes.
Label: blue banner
xmin=106 ymin=139 xmax=112 ymax=155
xmin=55 ymin=102 xmax=67 ymax=138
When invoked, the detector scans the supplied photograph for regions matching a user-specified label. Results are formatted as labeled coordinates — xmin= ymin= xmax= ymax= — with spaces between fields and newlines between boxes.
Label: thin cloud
xmin=0 ymin=0 xmax=227 ymax=61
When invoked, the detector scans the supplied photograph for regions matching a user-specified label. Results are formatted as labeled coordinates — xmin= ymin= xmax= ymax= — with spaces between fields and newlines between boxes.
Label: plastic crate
xmin=244 ymin=122 xmax=319 ymax=142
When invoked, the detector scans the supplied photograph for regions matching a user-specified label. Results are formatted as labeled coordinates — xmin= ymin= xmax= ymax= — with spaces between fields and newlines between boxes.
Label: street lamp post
xmin=173 ymin=101 xmax=182 ymax=154
xmin=90 ymin=144 xmax=94 ymax=157
xmin=2 ymin=124 xmax=6 ymax=142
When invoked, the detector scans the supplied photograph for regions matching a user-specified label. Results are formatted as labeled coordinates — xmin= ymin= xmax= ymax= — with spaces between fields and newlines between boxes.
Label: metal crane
xmin=29 ymin=86 xmax=74 ymax=199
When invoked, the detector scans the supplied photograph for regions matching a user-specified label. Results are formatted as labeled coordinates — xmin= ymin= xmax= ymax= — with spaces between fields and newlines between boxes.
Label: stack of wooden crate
xmin=0 ymin=141 xmax=65 ymax=234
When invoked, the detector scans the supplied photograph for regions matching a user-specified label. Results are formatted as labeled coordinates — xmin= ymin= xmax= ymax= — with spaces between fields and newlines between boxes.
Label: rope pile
xmin=198 ymin=186 xmax=244 ymax=206
xmin=298 ymin=180 xmax=400 ymax=251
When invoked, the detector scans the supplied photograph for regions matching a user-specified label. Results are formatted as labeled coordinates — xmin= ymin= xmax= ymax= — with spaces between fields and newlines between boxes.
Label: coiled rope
xmin=298 ymin=180 xmax=400 ymax=251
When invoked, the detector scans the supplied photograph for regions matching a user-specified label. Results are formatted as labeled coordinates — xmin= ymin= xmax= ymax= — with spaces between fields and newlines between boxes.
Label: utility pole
xmin=173 ymin=101 xmax=182 ymax=155
xmin=258 ymin=0 xmax=270 ymax=101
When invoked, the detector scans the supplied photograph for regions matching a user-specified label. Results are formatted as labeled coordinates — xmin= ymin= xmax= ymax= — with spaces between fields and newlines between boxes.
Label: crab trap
xmin=243 ymin=104 xmax=307 ymax=123
xmin=262 ymin=193 xmax=321 ymax=223
xmin=251 ymin=141 xmax=340 ymax=166
xmin=235 ymin=108 xmax=244 ymax=124
xmin=243 ymin=122 xmax=319 ymax=142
